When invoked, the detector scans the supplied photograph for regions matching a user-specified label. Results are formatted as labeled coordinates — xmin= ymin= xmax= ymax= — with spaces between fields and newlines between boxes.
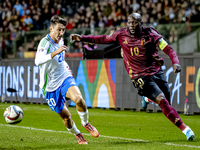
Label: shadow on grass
xmin=161 ymin=138 xmax=200 ymax=144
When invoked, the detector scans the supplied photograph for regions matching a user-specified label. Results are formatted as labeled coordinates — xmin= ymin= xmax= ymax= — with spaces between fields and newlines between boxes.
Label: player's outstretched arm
xmin=70 ymin=31 xmax=117 ymax=44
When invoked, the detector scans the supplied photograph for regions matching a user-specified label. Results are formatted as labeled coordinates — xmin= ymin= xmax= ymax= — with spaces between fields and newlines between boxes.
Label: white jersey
xmin=35 ymin=34 xmax=72 ymax=92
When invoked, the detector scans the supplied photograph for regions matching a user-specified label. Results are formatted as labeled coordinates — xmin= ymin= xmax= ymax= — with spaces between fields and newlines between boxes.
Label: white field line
xmin=0 ymin=124 xmax=199 ymax=149
xmin=0 ymin=106 xmax=50 ymax=111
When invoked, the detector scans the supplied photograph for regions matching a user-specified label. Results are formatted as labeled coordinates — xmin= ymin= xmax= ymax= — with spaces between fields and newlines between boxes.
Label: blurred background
xmin=0 ymin=0 xmax=200 ymax=59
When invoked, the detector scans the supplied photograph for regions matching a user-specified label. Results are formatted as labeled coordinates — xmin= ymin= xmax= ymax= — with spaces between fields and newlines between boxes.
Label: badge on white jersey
xmin=39 ymin=47 xmax=45 ymax=52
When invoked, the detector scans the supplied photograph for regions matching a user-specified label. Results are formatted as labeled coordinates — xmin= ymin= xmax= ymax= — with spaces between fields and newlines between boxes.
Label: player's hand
xmin=173 ymin=64 xmax=181 ymax=73
xmin=51 ymin=45 xmax=68 ymax=58
xmin=57 ymin=45 xmax=68 ymax=54
xmin=70 ymin=34 xmax=82 ymax=42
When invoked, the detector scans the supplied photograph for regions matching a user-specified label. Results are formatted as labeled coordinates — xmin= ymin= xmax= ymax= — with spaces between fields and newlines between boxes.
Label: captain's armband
xmin=158 ymin=38 xmax=168 ymax=50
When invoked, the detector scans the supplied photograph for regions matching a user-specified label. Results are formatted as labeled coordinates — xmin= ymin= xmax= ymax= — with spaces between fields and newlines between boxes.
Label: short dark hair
xmin=128 ymin=13 xmax=143 ymax=24
xmin=128 ymin=13 xmax=141 ymax=20
xmin=50 ymin=15 xmax=68 ymax=26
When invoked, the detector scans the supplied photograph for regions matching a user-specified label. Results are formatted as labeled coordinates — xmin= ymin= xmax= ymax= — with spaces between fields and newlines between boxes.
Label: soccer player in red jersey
xmin=70 ymin=13 xmax=195 ymax=141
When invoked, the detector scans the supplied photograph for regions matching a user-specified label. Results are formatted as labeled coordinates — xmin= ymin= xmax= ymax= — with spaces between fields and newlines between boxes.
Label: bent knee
xmin=74 ymin=95 xmax=84 ymax=106
xmin=62 ymin=115 xmax=72 ymax=122
xmin=155 ymin=93 xmax=166 ymax=105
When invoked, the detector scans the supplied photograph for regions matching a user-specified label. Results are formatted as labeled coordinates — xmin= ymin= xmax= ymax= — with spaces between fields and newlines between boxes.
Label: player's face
xmin=127 ymin=16 xmax=142 ymax=35
xmin=50 ymin=23 xmax=65 ymax=43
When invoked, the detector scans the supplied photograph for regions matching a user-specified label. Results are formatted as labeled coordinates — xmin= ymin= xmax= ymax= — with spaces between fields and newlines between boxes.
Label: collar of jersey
xmin=47 ymin=34 xmax=56 ymax=44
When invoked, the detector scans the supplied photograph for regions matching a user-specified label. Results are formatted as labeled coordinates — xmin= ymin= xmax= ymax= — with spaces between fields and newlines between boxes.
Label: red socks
xmin=159 ymin=99 xmax=187 ymax=131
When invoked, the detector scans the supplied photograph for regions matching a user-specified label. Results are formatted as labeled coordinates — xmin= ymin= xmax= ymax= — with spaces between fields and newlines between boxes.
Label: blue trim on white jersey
xmin=47 ymin=34 xmax=56 ymax=44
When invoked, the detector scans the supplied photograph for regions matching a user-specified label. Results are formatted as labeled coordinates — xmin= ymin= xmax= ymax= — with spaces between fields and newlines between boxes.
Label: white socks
xmin=67 ymin=110 xmax=89 ymax=135
xmin=67 ymin=122 xmax=81 ymax=135
xmin=182 ymin=126 xmax=190 ymax=135
xmin=77 ymin=109 xmax=89 ymax=126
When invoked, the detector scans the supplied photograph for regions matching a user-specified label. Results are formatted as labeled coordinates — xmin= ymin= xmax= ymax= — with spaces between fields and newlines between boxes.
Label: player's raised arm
xmin=158 ymin=38 xmax=181 ymax=73
xmin=51 ymin=45 xmax=68 ymax=58
xmin=35 ymin=43 xmax=68 ymax=66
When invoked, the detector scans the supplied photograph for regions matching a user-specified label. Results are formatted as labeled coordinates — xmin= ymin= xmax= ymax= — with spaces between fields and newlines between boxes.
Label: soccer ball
xmin=3 ymin=105 xmax=23 ymax=124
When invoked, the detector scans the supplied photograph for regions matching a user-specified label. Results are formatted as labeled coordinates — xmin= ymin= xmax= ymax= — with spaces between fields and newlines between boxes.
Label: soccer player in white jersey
xmin=35 ymin=15 xmax=99 ymax=144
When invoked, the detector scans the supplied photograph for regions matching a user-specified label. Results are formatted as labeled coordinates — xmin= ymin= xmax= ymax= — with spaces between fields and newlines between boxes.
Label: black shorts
xmin=132 ymin=69 xmax=170 ymax=103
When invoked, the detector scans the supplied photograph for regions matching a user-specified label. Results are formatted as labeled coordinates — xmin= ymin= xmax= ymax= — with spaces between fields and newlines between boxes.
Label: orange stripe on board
xmin=185 ymin=66 xmax=195 ymax=96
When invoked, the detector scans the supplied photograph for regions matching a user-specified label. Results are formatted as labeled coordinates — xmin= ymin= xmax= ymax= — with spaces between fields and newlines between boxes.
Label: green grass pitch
xmin=0 ymin=103 xmax=199 ymax=150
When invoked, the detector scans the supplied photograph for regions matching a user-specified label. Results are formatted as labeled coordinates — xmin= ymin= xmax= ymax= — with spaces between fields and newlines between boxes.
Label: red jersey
xmin=81 ymin=27 xmax=177 ymax=80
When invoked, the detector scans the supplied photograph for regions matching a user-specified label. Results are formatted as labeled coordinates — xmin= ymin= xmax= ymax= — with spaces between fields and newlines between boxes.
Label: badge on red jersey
xmin=141 ymin=38 xmax=145 ymax=46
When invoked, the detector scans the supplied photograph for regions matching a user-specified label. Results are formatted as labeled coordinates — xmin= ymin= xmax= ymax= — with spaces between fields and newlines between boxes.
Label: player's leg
xmin=63 ymin=77 xmax=99 ymax=137
xmin=153 ymin=70 xmax=195 ymax=140
xmin=154 ymin=71 xmax=195 ymax=141
xmin=58 ymin=106 xmax=87 ymax=144
xmin=45 ymin=87 xmax=87 ymax=144
xmin=156 ymin=93 xmax=195 ymax=141
xmin=66 ymin=85 xmax=87 ymax=124
xmin=137 ymin=74 xmax=195 ymax=141
xmin=66 ymin=85 xmax=99 ymax=137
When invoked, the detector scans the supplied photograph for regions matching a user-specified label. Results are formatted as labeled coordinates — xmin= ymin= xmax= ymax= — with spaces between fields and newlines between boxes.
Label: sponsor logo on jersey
xmin=123 ymin=40 xmax=128 ymax=44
